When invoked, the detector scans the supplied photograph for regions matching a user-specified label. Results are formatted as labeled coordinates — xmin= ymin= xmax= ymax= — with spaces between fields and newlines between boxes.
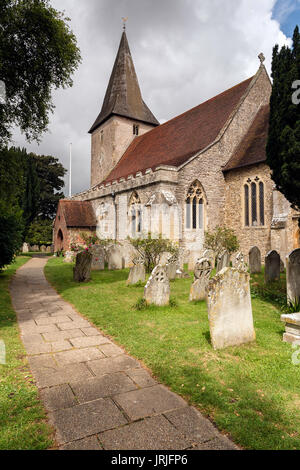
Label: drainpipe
xmin=111 ymin=191 xmax=117 ymax=241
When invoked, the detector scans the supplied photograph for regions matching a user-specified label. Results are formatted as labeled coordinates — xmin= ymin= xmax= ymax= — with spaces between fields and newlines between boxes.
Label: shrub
xmin=204 ymin=225 xmax=239 ymax=259
xmin=26 ymin=218 xmax=52 ymax=246
xmin=128 ymin=233 xmax=179 ymax=273
xmin=0 ymin=202 xmax=24 ymax=270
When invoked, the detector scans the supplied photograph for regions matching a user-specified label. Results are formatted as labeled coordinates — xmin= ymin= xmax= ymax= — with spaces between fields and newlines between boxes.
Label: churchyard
xmin=40 ymin=246 xmax=300 ymax=450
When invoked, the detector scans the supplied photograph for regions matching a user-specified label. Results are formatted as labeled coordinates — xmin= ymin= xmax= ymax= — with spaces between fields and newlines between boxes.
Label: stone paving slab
xmin=98 ymin=415 xmax=191 ymax=450
xmin=114 ymin=385 xmax=187 ymax=421
xmin=10 ymin=257 xmax=239 ymax=450
xmin=71 ymin=372 xmax=138 ymax=403
xmin=49 ymin=398 xmax=128 ymax=444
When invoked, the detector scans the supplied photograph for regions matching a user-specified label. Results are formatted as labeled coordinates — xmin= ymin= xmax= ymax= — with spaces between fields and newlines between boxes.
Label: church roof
xmin=89 ymin=32 xmax=159 ymax=133
xmin=223 ymin=104 xmax=269 ymax=172
xmin=59 ymin=200 xmax=96 ymax=227
xmin=101 ymin=75 xmax=254 ymax=185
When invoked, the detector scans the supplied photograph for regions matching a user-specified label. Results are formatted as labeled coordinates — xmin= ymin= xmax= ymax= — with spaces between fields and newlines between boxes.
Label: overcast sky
xmin=11 ymin=0 xmax=300 ymax=196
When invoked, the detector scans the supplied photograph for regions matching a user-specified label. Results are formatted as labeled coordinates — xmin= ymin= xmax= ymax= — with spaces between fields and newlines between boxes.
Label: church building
xmin=53 ymin=30 xmax=300 ymax=266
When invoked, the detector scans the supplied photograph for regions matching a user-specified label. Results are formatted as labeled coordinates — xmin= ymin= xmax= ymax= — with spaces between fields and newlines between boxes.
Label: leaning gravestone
xmin=286 ymin=248 xmax=300 ymax=304
xmin=216 ymin=251 xmax=230 ymax=273
xmin=206 ymin=267 xmax=255 ymax=350
xmin=265 ymin=250 xmax=280 ymax=283
xmin=144 ymin=265 xmax=170 ymax=306
xmin=166 ymin=253 xmax=179 ymax=280
xmin=107 ymin=245 xmax=123 ymax=270
xmin=64 ymin=251 xmax=75 ymax=263
xmin=127 ymin=261 xmax=146 ymax=285
xmin=91 ymin=245 xmax=105 ymax=270
xmin=234 ymin=252 xmax=248 ymax=272
xmin=73 ymin=251 xmax=92 ymax=282
xmin=22 ymin=242 xmax=29 ymax=253
xmin=189 ymin=257 xmax=212 ymax=301
xmin=249 ymin=246 xmax=261 ymax=274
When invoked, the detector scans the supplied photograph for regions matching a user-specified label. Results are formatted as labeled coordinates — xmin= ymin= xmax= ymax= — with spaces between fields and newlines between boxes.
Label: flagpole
xmin=69 ymin=143 xmax=72 ymax=198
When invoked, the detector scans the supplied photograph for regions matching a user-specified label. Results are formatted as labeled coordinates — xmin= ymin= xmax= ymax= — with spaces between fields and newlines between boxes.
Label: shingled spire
xmin=89 ymin=32 xmax=159 ymax=133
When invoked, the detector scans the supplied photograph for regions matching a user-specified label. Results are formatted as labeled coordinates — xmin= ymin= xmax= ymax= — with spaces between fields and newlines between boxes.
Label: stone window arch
xmin=129 ymin=191 xmax=142 ymax=237
xmin=185 ymin=180 xmax=205 ymax=230
xmin=244 ymin=177 xmax=265 ymax=227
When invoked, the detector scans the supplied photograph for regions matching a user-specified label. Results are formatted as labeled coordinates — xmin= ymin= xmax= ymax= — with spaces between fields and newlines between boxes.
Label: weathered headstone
xmin=166 ymin=262 xmax=178 ymax=280
xmin=46 ymin=246 xmax=52 ymax=253
xmin=159 ymin=252 xmax=172 ymax=266
xmin=107 ymin=245 xmax=123 ymax=270
xmin=189 ymin=257 xmax=212 ymax=301
xmin=265 ymin=250 xmax=280 ymax=283
xmin=216 ymin=251 xmax=230 ymax=273
xmin=91 ymin=245 xmax=105 ymax=270
xmin=281 ymin=312 xmax=300 ymax=344
xmin=207 ymin=267 xmax=255 ymax=350
xmin=249 ymin=246 xmax=261 ymax=274
xmin=31 ymin=245 xmax=39 ymax=252
xmin=203 ymin=249 xmax=215 ymax=269
xmin=40 ymin=245 xmax=47 ymax=253
xmin=64 ymin=251 xmax=75 ymax=263
xmin=144 ymin=265 xmax=170 ymax=306
xmin=73 ymin=251 xmax=92 ymax=282
xmin=234 ymin=252 xmax=248 ymax=272
xmin=22 ymin=242 xmax=29 ymax=253
xmin=286 ymin=248 xmax=300 ymax=304
xmin=127 ymin=264 xmax=146 ymax=285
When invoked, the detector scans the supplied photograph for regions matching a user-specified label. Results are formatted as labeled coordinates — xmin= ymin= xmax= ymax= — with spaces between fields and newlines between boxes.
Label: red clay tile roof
xmin=101 ymin=76 xmax=254 ymax=185
xmin=223 ymin=105 xmax=269 ymax=172
xmin=60 ymin=200 xmax=96 ymax=227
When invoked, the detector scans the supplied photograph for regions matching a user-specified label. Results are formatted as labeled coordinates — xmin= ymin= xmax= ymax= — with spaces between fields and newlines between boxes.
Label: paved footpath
xmin=10 ymin=257 xmax=239 ymax=450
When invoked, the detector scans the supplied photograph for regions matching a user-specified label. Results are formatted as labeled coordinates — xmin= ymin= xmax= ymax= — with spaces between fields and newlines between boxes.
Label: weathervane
xmin=122 ymin=17 xmax=128 ymax=31
xmin=258 ymin=52 xmax=265 ymax=65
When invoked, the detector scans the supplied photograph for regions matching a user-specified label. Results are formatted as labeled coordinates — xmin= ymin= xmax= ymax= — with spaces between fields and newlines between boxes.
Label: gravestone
xmin=176 ymin=269 xmax=190 ymax=279
xmin=286 ymin=248 xmax=300 ymax=304
xmin=159 ymin=252 xmax=172 ymax=266
xmin=281 ymin=312 xmax=300 ymax=344
xmin=265 ymin=250 xmax=280 ymax=283
xmin=46 ymin=246 xmax=52 ymax=253
xmin=127 ymin=263 xmax=146 ymax=285
xmin=144 ymin=265 xmax=170 ymax=306
xmin=203 ymin=249 xmax=215 ymax=269
xmin=234 ymin=252 xmax=247 ymax=272
xmin=91 ymin=245 xmax=105 ymax=270
xmin=248 ymin=246 xmax=261 ymax=274
xmin=40 ymin=245 xmax=47 ymax=253
xmin=107 ymin=245 xmax=123 ymax=270
xmin=64 ymin=251 xmax=75 ymax=263
xmin=206 ymin=267 xmax=255 ymax=350
xmin=31 ymin=245 xmax=39 ymax=252
xmin=22 ymin=242 xmax=29 ymax=253
xmin=165 ymin=253 xmax=179 ymax=280
xmin=73 ymin=251 xmax=92 ymax=282
xmin=216 ymin=251 xmax=230 ymax=273
xmin=189 ymin=257 xmax=212 ymax=301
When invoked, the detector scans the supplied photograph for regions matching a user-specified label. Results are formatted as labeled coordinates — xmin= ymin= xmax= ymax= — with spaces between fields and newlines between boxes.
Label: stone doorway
xmin=57 ymin=229 xmax=64 ymax=251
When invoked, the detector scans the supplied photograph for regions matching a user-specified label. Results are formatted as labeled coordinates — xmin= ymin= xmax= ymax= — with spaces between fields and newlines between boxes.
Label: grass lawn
xmin=0 ymin=257 xmax=53 ymax=450
xmin=45 ymin=258 xmax=300 ymax=450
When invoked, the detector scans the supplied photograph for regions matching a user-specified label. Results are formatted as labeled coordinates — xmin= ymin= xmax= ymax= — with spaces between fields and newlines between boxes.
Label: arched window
xmin=129 ymin=192 xmax=142 ymax=237
xmin=185 ymin=181 xmax=204 ymax=230
xmin=244 ymin=177 xmax=265 ymax=227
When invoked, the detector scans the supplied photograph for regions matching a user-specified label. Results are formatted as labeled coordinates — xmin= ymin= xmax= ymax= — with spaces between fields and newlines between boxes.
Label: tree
xmin=204 ymin=226 xmax=239 ymax=260
xmin=32 ymin=153 xmax=66 ymax=219
xmin=26 ymin=218 xmax=53 ymax=245
xmin=266 ymin=25 xmax=300 ymax=216
xmin=128 ymin=233 xmax=179 ymax=273
xmin=0 ymin=0 xmax=81 ymax=145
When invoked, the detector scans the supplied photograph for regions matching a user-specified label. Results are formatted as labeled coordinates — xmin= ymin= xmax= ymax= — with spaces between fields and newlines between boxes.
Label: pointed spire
xmin=89 ymin=31 xmax=159 ymax=133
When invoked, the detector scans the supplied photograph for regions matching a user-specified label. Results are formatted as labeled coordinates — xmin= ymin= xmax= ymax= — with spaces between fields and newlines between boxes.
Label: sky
xmin=11 ymin=0 xmax=300 ymax=196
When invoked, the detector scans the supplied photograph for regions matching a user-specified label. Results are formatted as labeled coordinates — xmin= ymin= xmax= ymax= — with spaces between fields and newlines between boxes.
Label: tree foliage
xmin=26 ymin=218 xmax=52 ymax=245
xmin=128 ymin=233 xmax=179 ymax=273
xmin=0 ymin=0 xmax=81 ymax=145
xmin=266 ymin=25 xmax=300 ymax=215
xmin=204 ymin=226 xmax=239 ymax=259
xmin=0 ymin=201 xmax=24 ymax=270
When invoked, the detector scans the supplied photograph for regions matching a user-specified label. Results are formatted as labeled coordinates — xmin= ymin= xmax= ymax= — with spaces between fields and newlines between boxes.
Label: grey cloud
xmin=11 ymin=0 xmax=291 ymax=195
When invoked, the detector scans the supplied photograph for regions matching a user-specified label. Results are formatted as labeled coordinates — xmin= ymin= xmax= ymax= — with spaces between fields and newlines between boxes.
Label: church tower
xmin=89 ymin=30 xmax=159 ymax=187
